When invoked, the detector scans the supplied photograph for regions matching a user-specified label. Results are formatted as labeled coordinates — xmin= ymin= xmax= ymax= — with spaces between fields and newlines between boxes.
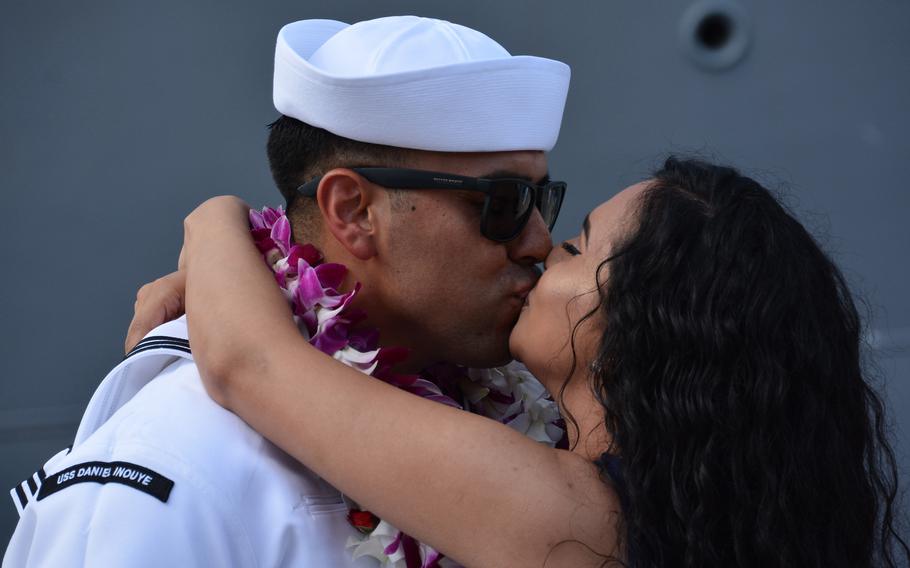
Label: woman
xmin=132 ymin=158 xmax=908 ymax=567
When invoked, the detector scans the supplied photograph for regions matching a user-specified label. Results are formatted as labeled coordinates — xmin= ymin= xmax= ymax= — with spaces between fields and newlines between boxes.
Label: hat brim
xmin=273 ymin=20 xmax=570 ymax=152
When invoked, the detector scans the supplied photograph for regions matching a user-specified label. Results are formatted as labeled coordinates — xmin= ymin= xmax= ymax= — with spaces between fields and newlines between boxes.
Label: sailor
xmin=5 ymin=316 xmax=371 ymax=566
xmin=3 ymin=15 xmax=569 ymax=567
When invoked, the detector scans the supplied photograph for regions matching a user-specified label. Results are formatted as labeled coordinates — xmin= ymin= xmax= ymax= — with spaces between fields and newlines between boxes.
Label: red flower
xmin=347 ymin=509 xmax=380 ymax=534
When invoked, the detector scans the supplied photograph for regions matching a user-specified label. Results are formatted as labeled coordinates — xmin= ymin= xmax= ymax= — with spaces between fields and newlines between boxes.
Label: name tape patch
xmin=38 ymin=461 xmax=174 ymax=503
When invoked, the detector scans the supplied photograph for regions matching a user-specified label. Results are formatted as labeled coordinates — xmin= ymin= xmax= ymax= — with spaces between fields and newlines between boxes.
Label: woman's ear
xmin=316 ymin=169 xmax=380 ymax=260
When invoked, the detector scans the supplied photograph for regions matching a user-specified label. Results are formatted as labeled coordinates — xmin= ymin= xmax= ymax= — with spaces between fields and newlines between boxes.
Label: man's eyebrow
xmin=483 ymin=170 xmax=551 ymax=185
xmin=583 ymin=213 xmax=591 ymax=245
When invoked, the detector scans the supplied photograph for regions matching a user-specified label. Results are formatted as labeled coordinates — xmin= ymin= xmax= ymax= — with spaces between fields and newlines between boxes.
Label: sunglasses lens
xmin=483 ymin=182 xmax=534 ymax=241
xmin=539 ymin=183 xmax=565 ymax=230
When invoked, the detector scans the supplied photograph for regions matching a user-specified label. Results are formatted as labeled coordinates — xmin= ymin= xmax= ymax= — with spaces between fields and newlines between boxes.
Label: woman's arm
xmin=182 ymin=197 xmax=620 ymax=567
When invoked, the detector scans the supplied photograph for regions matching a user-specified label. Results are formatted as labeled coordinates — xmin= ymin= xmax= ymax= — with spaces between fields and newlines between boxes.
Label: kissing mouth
xmin=511 ymin=283 xmax=534 ymax=311
xmin=508 ymin=272 xmax=538 ymax=312
xmin=512 ymin=287 xmax=532 ymax=304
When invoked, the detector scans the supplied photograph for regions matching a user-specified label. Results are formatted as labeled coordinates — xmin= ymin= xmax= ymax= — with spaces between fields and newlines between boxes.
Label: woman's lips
xmin=511 ymin=283 xmax=534 ymax=311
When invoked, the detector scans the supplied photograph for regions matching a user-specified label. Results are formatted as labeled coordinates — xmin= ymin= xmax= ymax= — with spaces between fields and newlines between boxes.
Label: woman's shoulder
xmin=539 ymin=449 xmax=625 ymax=563
xmin=552 ymin=449 xmax=623 ymax=513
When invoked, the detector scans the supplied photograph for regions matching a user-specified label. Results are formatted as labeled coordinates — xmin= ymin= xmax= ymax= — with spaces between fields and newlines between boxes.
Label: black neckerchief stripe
xmin=126 ymin=342 xmax=190 ymax=356
xmin=131 ymin=335 xmax=189 ymax=347
xmin=126 ymin=336 xmax=190 ymax=357
xmin=124 ymin=343 xmax=192 ymax=360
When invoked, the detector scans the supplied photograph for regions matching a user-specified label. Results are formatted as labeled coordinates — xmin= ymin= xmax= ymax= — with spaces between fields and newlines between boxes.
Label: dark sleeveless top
xmin=597 ymin=453 xmax=630 ymax=514
xmin=595 ymin=453 xmax=638 ymax=566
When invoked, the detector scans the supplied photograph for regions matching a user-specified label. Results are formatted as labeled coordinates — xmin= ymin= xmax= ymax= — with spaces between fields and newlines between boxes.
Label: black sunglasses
xmin=296 ymin=167 xmax=566 ymax=242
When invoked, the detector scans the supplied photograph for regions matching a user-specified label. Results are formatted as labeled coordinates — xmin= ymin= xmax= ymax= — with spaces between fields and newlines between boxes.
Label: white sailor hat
xmin=273 ymin=16 xmax=571 ymax=152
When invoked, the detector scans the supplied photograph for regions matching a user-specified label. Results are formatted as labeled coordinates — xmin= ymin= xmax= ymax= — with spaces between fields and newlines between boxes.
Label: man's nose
xmin=507 ymin=208 xmax=552 ymax=265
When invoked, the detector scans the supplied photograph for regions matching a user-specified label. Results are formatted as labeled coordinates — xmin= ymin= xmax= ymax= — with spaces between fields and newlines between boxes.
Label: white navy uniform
xmin=3 ymin=317 xmax=375 ymax=567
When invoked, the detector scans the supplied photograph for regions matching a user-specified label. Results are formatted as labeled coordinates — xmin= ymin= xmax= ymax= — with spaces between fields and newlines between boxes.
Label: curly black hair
xmin=572 ymin=157 xmax=908 ymax=567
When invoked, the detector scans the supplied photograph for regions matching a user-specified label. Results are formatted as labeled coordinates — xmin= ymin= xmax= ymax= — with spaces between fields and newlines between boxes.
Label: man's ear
xmin=316 ymin=169 xmax=381 ymax=260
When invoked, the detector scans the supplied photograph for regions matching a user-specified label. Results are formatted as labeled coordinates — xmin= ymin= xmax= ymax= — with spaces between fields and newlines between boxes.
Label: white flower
xmin=347 ymin=521 xmax=407 ymax=566
xmin=334 ymin=345 xmax=381 ymax=375
xmin=346 ymin=520 xmax=457 ymax=567
xmin=467 ymin=362 xmax=564 ymax=447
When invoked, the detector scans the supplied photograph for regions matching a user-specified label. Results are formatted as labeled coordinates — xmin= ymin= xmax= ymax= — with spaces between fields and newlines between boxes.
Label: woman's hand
xmin=180 ymin=195 xmax=251 ymax=256
xmin=124 ymin=196 xmax=251 ymax=353
xmin=125 ymin=269 xmax=187 ymax=353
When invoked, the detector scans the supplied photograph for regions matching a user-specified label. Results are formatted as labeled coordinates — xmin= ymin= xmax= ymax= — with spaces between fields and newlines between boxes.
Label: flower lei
xmin=250 ymin=206 xmax=565 ymax=568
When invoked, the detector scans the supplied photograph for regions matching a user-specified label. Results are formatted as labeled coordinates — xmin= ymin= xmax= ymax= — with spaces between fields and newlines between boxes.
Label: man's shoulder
xmin=71 ymin=357 xmax=323 ymax=500
xmin=108 ymin=358 xmax=262 ymax=456
xmin=5 ymin=358 xmax=367 ymax=568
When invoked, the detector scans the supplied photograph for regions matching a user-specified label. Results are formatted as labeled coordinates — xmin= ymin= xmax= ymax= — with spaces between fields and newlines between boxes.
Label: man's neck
xmin=347 ymin=293 xmax=436 ymax=374
xmin=314 ymin=241 xmax=437 ymax=374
